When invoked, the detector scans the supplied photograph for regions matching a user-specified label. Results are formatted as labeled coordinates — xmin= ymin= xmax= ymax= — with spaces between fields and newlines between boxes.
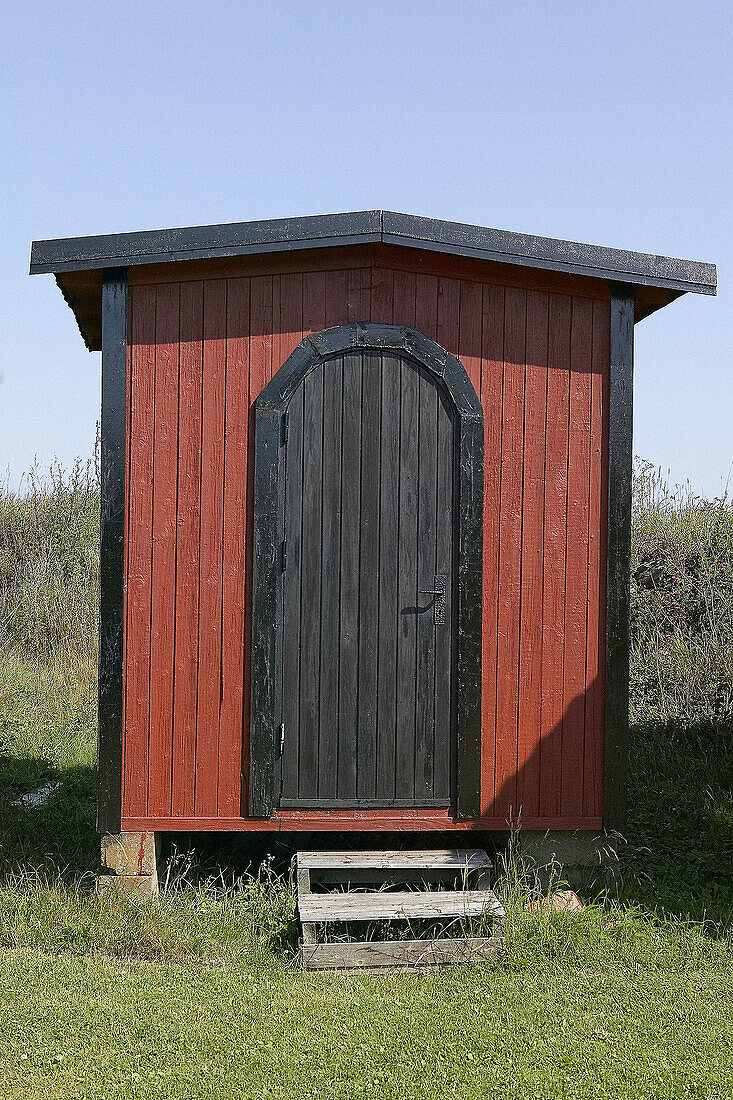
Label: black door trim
xmin=249 ymin=323 xmax=484 ymax=819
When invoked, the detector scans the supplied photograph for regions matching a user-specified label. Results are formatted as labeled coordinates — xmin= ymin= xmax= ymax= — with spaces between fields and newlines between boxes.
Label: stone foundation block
xmin=514 ymin=830 xmax=621 ymax=891
xmin=101 ymin=831 xmax=158 ymax=877
xmin=97 ymin=872 xmax=159 ymax=897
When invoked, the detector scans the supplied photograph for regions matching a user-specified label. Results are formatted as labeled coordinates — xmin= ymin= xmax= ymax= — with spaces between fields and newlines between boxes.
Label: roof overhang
xmin=30 ymin=210 xmax=716 ymax=351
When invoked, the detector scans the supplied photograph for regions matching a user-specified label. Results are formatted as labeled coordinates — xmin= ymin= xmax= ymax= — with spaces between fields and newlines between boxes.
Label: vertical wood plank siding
xmin=124 ymin=262 xmax=610 ymax=825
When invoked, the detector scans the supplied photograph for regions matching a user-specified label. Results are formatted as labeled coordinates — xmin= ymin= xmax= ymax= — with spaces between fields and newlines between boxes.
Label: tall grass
xmin=0 ymin=458 xmax=99 ymax=659
xmin=0 ymin=461 xmax=98 ymax=778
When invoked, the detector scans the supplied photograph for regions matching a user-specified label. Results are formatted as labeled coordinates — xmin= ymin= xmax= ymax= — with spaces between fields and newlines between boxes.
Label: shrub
xmin=630 ymin=460 xmax=733 ymax=726
xmin=0 ymin=458 xmax=99 ymax=660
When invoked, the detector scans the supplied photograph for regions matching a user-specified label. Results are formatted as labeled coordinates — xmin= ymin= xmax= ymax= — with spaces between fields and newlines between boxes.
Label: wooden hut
xmin=31 ymin=211 xmax=715 ymax=889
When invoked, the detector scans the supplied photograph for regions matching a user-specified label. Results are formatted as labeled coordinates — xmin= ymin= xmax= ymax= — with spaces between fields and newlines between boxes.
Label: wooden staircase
xmin=295 ymin=849 xmax=505 ymax=969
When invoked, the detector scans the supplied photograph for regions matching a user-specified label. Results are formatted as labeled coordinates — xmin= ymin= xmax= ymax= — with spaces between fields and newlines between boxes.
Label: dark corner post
xmin=452 ymin=368 xmax=484 ymax=821
xmin=605 ymin=284 xmax=635 ymax=833
xmin=248 ymin=401 xmax=282 ymax=819
xmin=98 ymin=269 xmax=128 ymax=835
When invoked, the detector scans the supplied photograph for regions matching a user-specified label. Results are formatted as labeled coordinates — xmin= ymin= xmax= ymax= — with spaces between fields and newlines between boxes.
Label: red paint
xmin=219 ymin=278 xmax=250 ymax=816
xmin=277 ymin=273 xmax=301 ymax=365
xmin=302 ymin=271 xmax=326 ymax=337
xmin=122 ymin=812 xmax=604 ymax=833
xmin=561 ymin=299 xmax=593 ymax=814
xmin=123 ymin=249 xmax=611 ymax=830
xmin=539 ymin=295 xmax=572 ymax=816
xmin=195 ymin=280 xmax=226 ymax=816
xmin=415 ymin=273 xmax=438 ymax=341
xmin=480 ymin=285 xmax=504 ymax=816
xmin=242 ymin=276 xmax=275 ymax=809
xmin=516 ymin=290 xmax=549 ymax=818
xmin=494 ymin=288 xmax=526 ymax=819
xmin=392 ymin=269 xmax=416 ymax=327
xmin=148 ymin=283 xmax=178 ymax=816
xmin=371 ymin=266 xmax=394 ymax=324
xmin=458 ymin=281 xmax=482 ymax=395
xmin=436 ymin=277 xmax=460 ymax=355
xmin=124 ymin=284 xmax=155 ymax=816
xmin=172 ymin=280 xmax=203 ymax=816
xmin=347 ymin=267 xmax=370 ymax=322
xmin=324 ymin=268 xmax=350 ymax=328
xmin=584 ymin=299 xmax=610 ymax=816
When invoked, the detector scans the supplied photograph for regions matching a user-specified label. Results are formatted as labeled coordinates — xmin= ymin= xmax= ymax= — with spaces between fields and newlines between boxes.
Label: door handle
xmin=419 ymin=574 xmax=447 ymax=625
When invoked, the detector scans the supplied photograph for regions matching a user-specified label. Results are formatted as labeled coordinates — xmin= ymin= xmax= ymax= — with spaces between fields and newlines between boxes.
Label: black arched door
xmin=250 ymin=324 xmax=483 ymax=819
xmin=278 ymin=348 xmax=455 ymax=808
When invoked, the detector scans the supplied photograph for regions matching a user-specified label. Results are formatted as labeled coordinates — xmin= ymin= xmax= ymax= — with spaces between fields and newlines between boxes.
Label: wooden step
xmin=298 ymin=888 xmax=504 ymax=923
xmin=294 ymin=848 xmax=504 ymax=969
xmin=302 ymin=935 xmax=505 ymax=970
xmin=296 ymin=848 xmax=491 ymax=872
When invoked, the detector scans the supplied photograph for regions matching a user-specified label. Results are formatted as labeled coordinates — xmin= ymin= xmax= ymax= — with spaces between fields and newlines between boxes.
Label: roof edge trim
xmin=30 ymin=209 xmax=716 ymax=297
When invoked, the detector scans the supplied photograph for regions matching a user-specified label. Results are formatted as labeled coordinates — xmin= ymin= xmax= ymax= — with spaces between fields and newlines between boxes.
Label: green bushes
xmin=0 ymin=462 xmax=99 ymax=799
xmin=0 ymin=460 xmax=99 ymax=660
xmin=630 ymin=460 xmax=733 ymax=726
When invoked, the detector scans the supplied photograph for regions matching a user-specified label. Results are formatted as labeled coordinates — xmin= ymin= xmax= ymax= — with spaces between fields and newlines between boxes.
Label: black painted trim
xmin=30 ymin=210 xmax=716 ymax=296
xmin=278 ymin=799 xmax=451 ymax=810
xmin=605 ymin=286 xmax=635 ymax=832
xmin=97 ymin=270 xmax=127 ymax=835
xmin=31 ymin=211 xmax=382 ymax=273
xmin=249 ymin=323 xmax=484 ymax=820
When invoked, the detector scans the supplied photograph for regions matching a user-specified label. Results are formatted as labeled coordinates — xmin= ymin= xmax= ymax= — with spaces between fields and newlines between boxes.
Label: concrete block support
xmin=98 ymin=831 xmax=159 ymax=896
xmin=514 ymin=831 xmax=621 ymax=891
xmin=97 ymin=872 xmax=159 ymax=897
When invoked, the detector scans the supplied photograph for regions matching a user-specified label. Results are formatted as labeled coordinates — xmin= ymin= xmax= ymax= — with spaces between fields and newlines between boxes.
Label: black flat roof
xmin=31 ymin=209 xmax=716 ymax=296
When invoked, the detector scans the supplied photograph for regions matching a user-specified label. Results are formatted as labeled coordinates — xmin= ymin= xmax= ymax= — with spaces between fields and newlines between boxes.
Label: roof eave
xmin=31 ymin=210 xmax=716 ymax=350
xmin=30 ymin=209 xmax=717 ymax=298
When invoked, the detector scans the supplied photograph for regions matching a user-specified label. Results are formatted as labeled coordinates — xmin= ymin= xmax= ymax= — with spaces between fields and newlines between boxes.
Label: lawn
xmin=0 ymin=460 xmax=731 ymax=1099
xmin=1 ymin=942 xmax=732 ymax=1100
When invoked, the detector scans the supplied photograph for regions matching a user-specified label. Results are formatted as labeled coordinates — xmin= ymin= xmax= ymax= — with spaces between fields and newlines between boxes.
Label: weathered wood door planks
xmin=278 ymin=349 xmax=456 ymax=809
xmin=250 ymin=322 xmax=483 ymax=819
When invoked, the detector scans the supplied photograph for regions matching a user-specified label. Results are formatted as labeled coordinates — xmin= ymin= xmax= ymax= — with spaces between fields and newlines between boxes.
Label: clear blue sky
xmin=1 ymin=1 xmax=730 ymax=494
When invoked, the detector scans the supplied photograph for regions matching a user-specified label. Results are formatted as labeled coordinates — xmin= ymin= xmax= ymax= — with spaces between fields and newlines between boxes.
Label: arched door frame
xmin=249 ymin=322 xmax=484 ymax=819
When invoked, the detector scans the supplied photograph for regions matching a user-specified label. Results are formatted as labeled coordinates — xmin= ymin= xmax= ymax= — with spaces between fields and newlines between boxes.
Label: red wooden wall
xmin=121 ymin=246 xmax=610 ymax=831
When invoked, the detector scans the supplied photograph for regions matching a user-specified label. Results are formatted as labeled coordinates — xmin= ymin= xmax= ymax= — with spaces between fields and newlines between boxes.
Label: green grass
xmin=0 ymin=872 xmax=731 ymax=1099
xmin=620 ymin=721 xmax=733 ymax=926
xmin=2 ymin=937 xmax=732 ymax=1100
xmin=0 ymin=459 xmax=731 ymax=1098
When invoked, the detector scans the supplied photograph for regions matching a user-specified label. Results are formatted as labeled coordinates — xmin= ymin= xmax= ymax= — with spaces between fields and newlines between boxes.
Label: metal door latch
xmin=420 ymin=574 xmax=447 ymax=625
